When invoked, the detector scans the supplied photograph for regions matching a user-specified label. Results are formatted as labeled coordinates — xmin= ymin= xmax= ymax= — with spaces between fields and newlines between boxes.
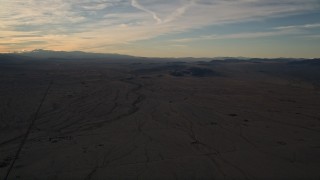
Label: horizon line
xmin=1 ymin=49 xmax=320 ymax=60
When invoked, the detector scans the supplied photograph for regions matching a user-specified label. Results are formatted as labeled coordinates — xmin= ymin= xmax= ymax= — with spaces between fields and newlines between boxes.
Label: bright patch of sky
xmin=1 ymin=0 xmax=320 ymax=58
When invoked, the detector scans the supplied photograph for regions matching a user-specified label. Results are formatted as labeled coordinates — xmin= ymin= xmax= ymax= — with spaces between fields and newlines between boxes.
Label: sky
xmin=1 ymin=0 xmax=320 ymax=58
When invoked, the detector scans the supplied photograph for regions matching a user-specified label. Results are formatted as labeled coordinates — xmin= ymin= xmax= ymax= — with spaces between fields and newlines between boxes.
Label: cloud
xmin=131 ymin=0 xmax=162 ymax=24
xmin=160 ymin=0 xmax=196 ymax=23
xmin=274 ymin=23 xmax=320 ymax=30
xmin=0 ymin=0 xmax=320 ymax=52
xmin=172 ymin=28 xmax=302 ymax=42
xmin=299 ymin=35 xmax=320 ymax=39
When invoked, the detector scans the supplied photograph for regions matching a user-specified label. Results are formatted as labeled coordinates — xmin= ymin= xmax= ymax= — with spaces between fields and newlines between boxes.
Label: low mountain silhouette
xmin=1 ymin=50 xmax=318 ymax=63
xmin=1 ymin=49 xmax=136 ymax=60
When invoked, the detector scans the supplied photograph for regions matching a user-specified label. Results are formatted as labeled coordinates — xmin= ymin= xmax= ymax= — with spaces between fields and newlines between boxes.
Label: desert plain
xmin=1 ymin=58 xmax=320 ymax=179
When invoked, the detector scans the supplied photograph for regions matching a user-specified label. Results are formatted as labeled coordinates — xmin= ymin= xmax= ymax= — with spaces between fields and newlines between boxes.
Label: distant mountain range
xmin=0 ymin=49 xmax=319 ymax=62
xmin=0 ymin=49 xmax=137 ymax=60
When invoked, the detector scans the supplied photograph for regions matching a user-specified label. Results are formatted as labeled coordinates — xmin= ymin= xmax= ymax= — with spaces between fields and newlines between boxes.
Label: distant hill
xmin=0 ymin=49 xmax=137 ymax=60
xmin=287 ymin=59 xmax=320 ymax=66
xmin=0 ymin=53 xmax=34 ymax=64
xmin=1 ymin=50 xmax=319 ymax=62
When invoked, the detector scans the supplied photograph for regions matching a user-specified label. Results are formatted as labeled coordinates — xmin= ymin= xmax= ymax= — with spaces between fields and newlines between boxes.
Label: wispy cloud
xmin=274 ymin=23 xmax=320 ymax=30
xmin=162 ymin=0 xmax=195 ymax=23
xmin=0 ymin=0 xmax=320 ymax=53
xmin=172 ymin=28 xmax=302 ymax=42
xmin=131 ymin=0 xmax=162 ymax=24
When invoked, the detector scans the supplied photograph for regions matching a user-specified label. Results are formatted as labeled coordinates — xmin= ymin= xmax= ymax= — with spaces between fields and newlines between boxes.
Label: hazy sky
xmin=1 ymin=0 xmax=320 ymax=58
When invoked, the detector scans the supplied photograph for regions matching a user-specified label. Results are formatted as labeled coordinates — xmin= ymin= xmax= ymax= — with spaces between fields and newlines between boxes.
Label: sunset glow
xmin=1 ymin=0 xmax=320 ymax=57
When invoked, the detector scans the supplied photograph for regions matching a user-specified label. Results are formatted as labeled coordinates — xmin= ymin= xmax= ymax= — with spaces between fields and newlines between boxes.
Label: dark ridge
xmin=288 ymin=59 xmax=320 ymax=66
xmin=170 ymin=67 xmax=221 ymax=77
xmin=18 ymin=49 xmax=136 ymax=59
xmin=188 ymin=67 xmax=219 ymax=77
xmin=134 ymin=64 xmax=186 ymax=74
xmin=170 ymin=71 xmax=185 ymax=77
xmin=166 ymin=61 xmax=187 ymax=64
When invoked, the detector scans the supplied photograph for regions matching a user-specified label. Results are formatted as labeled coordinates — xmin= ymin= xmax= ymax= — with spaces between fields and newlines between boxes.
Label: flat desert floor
xmin=1 ymin=59 xmax=320 ymax=179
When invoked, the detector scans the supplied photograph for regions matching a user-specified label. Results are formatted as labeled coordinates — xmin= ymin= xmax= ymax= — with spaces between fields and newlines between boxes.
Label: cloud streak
xmin=131 ymin=0 xmax=162 ymax=24
xmin=274 ymin=23 xmax=320 ymax=30
xmin=173 ymin=31 xmax=285 ymax=43
xmin=171 ymin=25 xmax=309 ymax=42
xmin=0 ymin=0 xmax=320 ymax=54
xmin=162 ymin=0 xmax=195 ymax=23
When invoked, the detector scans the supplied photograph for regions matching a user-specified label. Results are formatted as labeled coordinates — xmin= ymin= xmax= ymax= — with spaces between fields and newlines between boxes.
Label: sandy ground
xmin=1 ymin=60 xmax=320 ymax=179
